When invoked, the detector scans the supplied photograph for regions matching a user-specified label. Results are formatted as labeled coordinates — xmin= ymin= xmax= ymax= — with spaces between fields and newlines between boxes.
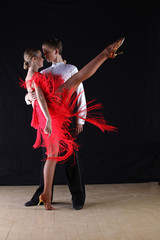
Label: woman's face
xmin=35 ymin=50 xmax=44 ymax=68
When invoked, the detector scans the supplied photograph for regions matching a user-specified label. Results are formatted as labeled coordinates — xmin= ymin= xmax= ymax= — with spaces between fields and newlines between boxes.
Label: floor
xmin=0 ymin=183 xmax=160 ymax=240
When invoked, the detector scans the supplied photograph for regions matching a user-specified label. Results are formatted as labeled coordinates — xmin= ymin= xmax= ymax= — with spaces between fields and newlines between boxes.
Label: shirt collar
xmin=51 ymin=61 xmax=64 ymax=67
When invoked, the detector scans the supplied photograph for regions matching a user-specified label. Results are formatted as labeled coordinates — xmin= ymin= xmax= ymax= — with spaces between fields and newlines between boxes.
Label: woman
xmin=21 ymin=37 xmax=125 ymax=210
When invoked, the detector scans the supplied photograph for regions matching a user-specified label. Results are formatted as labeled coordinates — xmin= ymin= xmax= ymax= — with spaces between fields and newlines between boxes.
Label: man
xmin=24 ymin=38 xmax=87 ymax=210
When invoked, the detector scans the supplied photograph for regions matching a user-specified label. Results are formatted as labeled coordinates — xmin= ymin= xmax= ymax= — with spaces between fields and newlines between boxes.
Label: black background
xmin=0 ymin=0 xmax=160 ymax=185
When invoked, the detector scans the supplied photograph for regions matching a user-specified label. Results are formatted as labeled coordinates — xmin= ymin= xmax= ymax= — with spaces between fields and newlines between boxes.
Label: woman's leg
xmin=39 ymin=139 xmax=59 ymax=210
xmin=57 ymin=37 xmax=124 ymax=93
xmin=42 ymin=157 xmax=57 ymax=210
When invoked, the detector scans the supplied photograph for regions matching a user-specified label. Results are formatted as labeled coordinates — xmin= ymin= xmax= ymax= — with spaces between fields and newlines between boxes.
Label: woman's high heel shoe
xmin=106 ymin=37 xmax=125 ymax=58
xmin=38 ymin=193 xmax=54 ymax=210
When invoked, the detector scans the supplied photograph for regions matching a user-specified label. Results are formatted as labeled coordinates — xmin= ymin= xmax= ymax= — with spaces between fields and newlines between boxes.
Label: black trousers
xmin=31 ymin=119 xmax=85 ymax=205
xmin=31 ymin=148 xmax=85 ymax=205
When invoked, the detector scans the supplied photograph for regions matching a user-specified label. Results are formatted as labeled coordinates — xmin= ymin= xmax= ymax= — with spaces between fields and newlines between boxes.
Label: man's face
xmin=42 ymin=44 xmax=57 ymax=62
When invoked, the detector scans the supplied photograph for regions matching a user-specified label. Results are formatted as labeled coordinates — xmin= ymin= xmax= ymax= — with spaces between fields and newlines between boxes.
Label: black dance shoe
xmin=24 ymin=199 xmax=43 ymax=207
xmin=72 ymin=197 xmax=84 ymax=210
xmin=73 ymin=203 xmax=84 ymax=210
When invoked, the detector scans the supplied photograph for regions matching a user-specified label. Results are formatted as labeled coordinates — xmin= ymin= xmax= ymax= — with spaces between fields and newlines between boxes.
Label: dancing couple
xmin=21 ymin=37 xmax=125 ymax=210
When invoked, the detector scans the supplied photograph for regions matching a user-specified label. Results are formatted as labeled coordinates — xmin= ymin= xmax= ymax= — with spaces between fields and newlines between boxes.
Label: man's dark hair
xmin=43 ymin=38 xmax=63 ymax=55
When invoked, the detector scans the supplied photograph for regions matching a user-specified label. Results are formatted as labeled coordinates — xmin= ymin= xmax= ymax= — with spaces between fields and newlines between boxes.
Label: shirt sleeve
xmin=70 ymin=66 xmax=87 ymax=125
xmin=76 ymin=83 xmax=87 ymax=125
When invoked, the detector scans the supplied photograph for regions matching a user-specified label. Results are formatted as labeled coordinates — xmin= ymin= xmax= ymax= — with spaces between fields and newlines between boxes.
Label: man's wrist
xmin=77 ymin=121 xmax=85 ymax=125
xmin=25 ymin=95 xmax=32 ymax=105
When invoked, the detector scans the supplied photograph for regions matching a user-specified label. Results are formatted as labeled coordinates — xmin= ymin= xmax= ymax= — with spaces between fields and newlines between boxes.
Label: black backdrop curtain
xmin=0 ymin=0 xmax=160 ymax=185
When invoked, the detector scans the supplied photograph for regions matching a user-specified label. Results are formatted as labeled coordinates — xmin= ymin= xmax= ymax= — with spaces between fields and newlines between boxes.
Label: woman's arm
xmin=34 ymin=85 xmax=52 ymax=136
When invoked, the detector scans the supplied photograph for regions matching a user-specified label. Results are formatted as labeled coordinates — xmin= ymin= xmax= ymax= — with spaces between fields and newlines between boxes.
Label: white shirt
xmin=40 ymin=62 xmax=87 ymax=125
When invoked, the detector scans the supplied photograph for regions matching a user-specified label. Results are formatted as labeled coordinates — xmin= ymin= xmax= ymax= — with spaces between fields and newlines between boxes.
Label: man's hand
xmin=25 ymin=91 xmax=37 ymax=105
xmin=76 ymin=123 xmax=83 ymax=135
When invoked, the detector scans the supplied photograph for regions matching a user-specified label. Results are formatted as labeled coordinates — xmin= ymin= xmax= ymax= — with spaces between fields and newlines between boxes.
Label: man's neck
xmin=52 ymin=55 xmax=63 ymax=64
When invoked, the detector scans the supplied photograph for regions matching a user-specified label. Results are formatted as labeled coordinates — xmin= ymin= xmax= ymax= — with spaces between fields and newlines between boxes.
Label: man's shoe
xmin=72 ymin=197 xmax=84 ymax=210
xmin=24 ymin=200 xmax=42 ymax=207
xmin=73 ymin=203 xmax=83 ymax=210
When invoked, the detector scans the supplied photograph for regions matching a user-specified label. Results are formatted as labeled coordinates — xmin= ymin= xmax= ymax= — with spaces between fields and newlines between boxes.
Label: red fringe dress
xmin=20 ymin=72 xmax=117 ymax=162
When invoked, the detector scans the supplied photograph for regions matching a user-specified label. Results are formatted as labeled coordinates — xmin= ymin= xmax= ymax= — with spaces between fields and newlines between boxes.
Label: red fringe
xmin=20 ymin=72 xmax=117 ymax=162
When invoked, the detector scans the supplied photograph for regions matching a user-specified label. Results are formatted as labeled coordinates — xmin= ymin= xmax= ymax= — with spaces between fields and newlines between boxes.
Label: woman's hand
xmin=44 ymin=118 xmax=52 ymax=137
